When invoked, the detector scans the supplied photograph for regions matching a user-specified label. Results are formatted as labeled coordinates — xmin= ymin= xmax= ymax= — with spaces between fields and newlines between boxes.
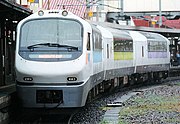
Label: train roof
xmin=96 ymin=25 xmax=113 ymax=39
xmin=18 ymin=10 xmax=90 ymax=27
xmin=140 ymin=31 xmax=168 ymax=42
xmin=105 ymin=27 xmax=132 ymax=40
xmin=89 ymin=21 xmax=180 ymax=37
xmin=29 ymin=10 xmax=80 ymax=19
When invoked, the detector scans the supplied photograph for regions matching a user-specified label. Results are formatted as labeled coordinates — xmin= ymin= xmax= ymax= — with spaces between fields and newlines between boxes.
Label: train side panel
xmin=96 ymin=25 xmax=114 ymax=81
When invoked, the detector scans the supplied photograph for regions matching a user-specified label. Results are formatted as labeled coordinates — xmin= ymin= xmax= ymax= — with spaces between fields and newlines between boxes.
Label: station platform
xmin=168 ymin=63 xmax=180 ymax=71
xmin=170 ymin=65 xmax=180 ymax=69
xmin=0 ymin=84 xmax=16 ymax=124
xmin=169 ymin=65 xmax=180 ymax=77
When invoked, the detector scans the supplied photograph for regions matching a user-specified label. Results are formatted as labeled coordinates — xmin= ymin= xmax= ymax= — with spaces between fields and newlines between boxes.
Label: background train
xmin=15 ymin=10 xmax=170 ymax=108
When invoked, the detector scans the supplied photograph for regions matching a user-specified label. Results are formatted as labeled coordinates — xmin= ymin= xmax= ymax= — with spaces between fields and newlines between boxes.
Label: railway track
xmin=169 ymin=66 xmax=180 ymax=77
xmin=10 ymin=107 xmax=79 ymax=124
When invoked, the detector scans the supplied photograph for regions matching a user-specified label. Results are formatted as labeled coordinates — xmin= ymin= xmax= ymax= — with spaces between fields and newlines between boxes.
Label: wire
xmin=87 ymin=0 xmax=122 ymax=10
xmin=43 ymin=100 xmax=63 ymax=110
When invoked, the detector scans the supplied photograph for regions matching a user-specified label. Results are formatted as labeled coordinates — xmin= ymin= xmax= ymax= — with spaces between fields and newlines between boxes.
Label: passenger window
xmin=142 ymin=46 xmax=144 ymax=57
xmin=87 ymin=33 xmax=91 ymax=50
xmin=107 ymin=44 xmax=109 ymax=58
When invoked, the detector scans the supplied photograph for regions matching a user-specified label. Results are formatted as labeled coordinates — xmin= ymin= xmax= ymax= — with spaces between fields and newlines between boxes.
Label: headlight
xmin=38 ymin=10 xmax=44 ymax=16
xmin=23 ymin=77 xmax=33 ymax=81
xmin=62 ymin=10 xmax=68 ymax=16
xmin=67 ymin=77 xmax=77 ymax=81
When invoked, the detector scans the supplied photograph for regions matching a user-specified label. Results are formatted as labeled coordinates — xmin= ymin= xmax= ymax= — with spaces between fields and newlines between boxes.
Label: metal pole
xmin=96 ymin=5 xmax=99 ymax=21
xmin=120 ymin=0 xmax=123 ymax=17
xmin=48 ymin=0 xmax=50 ymax=10
xmin=159 ymin=0 xmax=162 ymax=27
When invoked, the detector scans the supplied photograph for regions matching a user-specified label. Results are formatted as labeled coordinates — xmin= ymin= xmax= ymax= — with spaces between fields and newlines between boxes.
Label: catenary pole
xmin=120 ymin=0 xmax=123 ymax=17
xmin=159 ymin=0 xmax=162 ymax=27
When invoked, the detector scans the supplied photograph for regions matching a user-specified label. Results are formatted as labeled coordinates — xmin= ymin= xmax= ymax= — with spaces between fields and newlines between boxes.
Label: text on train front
xmin=19 ymin=18 xmax=83 ymax=62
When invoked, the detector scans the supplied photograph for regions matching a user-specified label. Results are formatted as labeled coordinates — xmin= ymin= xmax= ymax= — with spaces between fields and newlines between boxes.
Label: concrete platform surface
xmin=0 ymin=84 xmax=16 ymax=124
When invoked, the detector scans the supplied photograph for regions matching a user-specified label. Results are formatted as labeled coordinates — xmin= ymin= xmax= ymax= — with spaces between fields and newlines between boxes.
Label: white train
xmin=15 ymin=10 xmax=170 ymax=108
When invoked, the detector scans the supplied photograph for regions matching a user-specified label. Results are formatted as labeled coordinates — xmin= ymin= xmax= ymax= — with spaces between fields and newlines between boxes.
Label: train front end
xmin=15 ymin=10 xmax=92 ymax=108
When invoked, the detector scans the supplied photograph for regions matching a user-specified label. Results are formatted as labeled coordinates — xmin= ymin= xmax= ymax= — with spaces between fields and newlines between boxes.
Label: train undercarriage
xmin=87 ymin=71 xmax=169 ymax=103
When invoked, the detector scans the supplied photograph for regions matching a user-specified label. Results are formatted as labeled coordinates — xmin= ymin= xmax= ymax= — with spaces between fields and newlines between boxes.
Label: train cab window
xmin=19 ymin=19 xmax=83 ymax=62
xmin=87 ymin=33 xmax=91 ymax=50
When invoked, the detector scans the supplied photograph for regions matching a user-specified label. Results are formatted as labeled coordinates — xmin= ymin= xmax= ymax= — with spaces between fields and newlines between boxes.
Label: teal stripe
xmin=93 ymin=50 xmax=102 ymax=63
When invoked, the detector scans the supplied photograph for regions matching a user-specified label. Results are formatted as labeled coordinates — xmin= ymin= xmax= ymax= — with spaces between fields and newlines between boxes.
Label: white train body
xmin=15 ymin=10 xmax=170 ymax=108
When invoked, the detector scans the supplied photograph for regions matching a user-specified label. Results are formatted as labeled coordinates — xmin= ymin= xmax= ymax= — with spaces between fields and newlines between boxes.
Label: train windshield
xmin=19 ymin=18 xmax=83 ymax=62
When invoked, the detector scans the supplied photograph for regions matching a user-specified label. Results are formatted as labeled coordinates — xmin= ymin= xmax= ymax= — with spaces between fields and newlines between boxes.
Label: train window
xmin=142 ymin=46 xmax=144 ymax=57
xmin=92 ymin=26 xmax=103 ymax=63
xmin=107 ymin=44 xmax=109 ymax=58
xmin=113 ymin=37 xmax=133 ymax=52
xmin=92 ymin=30 xmax=102 ymax=50
xmin=87 ymin=33 xmax=90 ymax=50
xmin=148 ymin=41 xmax=167 ymax=52
xmin=113 ymin=36 xmax=133 ymax=60
xmin=20 ymin=19 xmax=82 ymax=50
xmin=19 ymin=18 xmax=83 ymax=62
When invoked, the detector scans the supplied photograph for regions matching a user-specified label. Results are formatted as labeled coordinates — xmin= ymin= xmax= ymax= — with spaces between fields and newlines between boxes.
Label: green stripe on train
xmin=114 ymin=52 xmax=133 ymax=60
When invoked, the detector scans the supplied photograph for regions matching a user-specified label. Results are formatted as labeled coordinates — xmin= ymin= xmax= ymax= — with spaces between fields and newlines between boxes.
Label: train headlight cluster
xmin=67 ymin=77 xmax=77 ymax=81
xmin=62 ymin=10 xmax=68 ymax=16
xmin=23 ymin=77 xmax=33 ymax=81
xmin=38 ymin=10 xmax=44 ymax=16
xmin=37 ymin=10 xmax=68 ymax=17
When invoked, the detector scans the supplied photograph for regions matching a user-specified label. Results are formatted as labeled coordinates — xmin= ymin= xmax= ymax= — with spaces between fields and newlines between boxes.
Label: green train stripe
xmin=114 ymin=52 xmax=133 ymax=60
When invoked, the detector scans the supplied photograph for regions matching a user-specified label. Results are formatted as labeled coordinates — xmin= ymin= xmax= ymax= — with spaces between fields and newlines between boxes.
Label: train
xmin=15 ymin=9 xmax=170 ymax=108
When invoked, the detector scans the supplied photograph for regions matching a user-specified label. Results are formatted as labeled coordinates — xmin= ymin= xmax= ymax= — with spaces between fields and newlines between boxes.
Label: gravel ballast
xmin=71 ymin=79 xmax=180 ymax=124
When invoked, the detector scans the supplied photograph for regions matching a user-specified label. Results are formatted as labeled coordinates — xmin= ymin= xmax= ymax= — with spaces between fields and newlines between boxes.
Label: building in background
xmin=105 ymin=0 xmax=180 ymax=27
xmin=0 ymin=0 xmax=31 ymax=87
xmin=43 ymin=0 xmax=86 ymax=18
xmin=16 ymin=0 xmax=43 ymax=12
xmin=16 ymin=0 xmax=180 ymax=26
xmin=16 ymin=0 xmax=86 ymax=18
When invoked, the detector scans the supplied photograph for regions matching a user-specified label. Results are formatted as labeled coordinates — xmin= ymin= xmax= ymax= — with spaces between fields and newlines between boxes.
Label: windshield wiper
xmin=58 ymin=44 xmax=79 ymax=51
xmin=27 ymin=43 xmax=51 ymax=49
xmin=27 ymin=43 xmax=78 ymax=51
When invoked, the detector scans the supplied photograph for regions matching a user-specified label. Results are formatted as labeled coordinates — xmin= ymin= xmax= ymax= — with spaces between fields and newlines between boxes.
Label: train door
xmin=135 ymin=41 xmax=145 ymax=65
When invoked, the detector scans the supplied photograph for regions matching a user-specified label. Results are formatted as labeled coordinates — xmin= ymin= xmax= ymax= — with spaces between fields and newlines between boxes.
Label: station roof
xmin=132 ymin=16 xmax=180 ymax=29
xmin=0 ymin=0 xmax=32 ymax=21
